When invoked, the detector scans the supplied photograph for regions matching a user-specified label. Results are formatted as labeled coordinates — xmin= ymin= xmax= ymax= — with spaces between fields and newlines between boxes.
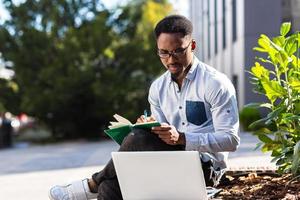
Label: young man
xmin=49 ymin=14 xmax=240 ymax=200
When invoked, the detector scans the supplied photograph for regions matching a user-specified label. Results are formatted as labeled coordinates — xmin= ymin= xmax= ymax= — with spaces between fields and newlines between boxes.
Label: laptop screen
xmin=112 ymin=151 xmax=208 ymax=200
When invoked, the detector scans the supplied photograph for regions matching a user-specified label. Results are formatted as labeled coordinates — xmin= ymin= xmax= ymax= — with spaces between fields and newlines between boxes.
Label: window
xmin=222 ymin=0 xmax=226 ymax=49
xmin=207 ymin=0 xmax=211 ymax=59
xmin=232 ymin=0 xmax=237 ymax=42
xmin=201 ymin=0 xmax=205 ymax=60
xmin=214 ymin=0 xmax=218 ymax=54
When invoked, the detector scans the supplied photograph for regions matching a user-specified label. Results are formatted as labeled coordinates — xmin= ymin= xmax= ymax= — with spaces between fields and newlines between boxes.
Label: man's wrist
xmin=178 ymin=132 xmax=186 ymax=145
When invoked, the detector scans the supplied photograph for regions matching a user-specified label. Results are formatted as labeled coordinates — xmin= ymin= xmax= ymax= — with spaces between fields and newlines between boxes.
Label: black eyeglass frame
xmin=157 ymin=41 xmax=192 ymax=59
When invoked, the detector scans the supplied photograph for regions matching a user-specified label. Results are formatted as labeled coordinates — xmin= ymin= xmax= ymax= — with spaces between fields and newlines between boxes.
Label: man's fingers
xmin=137 ymin=115 xmax=157 ymax=124
xmin=162 ymin=139 xmax=176 ymax=145
xmin=148 ymin=116 xmax=156 ymax=122
xmin=136 ymin=115 xmax=147 ymax=124
xmin=158 ymin=135 xmax=171 ymax=139
xmin=151 ymin=130 xmax=171 ymax=135
xmin=154 ymin=132 xmax=175 ymax=141
xmin=152 ymin=126 xmax=171 ymax=131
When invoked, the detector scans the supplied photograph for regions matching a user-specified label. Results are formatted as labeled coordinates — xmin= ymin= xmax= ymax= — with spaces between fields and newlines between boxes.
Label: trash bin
xmin=0 ymin=117 xmax=13 ymax=149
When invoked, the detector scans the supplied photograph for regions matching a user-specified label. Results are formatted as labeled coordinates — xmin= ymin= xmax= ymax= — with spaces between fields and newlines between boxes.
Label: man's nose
xmin=167 ymin=53 xmax=178 ymax=62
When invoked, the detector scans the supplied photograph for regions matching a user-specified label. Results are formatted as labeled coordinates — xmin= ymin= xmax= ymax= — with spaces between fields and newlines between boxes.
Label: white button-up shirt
xmin=148 ymin=56 xmax=240 ymax=170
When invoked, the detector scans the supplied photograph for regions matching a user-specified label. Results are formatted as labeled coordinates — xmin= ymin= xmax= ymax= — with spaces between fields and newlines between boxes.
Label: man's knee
xmin=126 ymin=128 xmax=154 ymax=143
xmin=120 ymin=128 xmax=184 ymax=151
xmin=120 ymin=129 xmax=157 ymax=151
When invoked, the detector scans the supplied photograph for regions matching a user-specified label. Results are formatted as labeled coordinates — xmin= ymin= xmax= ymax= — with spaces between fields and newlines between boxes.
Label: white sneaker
xmin=48 ymin=179 xmax=98 ymax=200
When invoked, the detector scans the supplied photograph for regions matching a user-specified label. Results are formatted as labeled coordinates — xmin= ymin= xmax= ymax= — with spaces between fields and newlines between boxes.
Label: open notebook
xmin=104 ymin=114 xmax=160 ymax=145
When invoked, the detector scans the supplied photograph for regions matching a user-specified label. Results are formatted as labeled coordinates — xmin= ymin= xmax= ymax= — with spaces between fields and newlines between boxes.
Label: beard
xmin=167 ymin=63 xmax=183 ymax=79
xmin=169 ymin=63 xmax=192 ymax=81
xmin=170 ymin=71 xmax=182 ymax=81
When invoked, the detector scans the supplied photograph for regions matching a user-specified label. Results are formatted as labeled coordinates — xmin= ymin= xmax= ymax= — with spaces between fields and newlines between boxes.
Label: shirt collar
xmin=186 ymin=56 xmax=199 ymax=81
xmin=167 ymin=56 xmax=199 ymax=84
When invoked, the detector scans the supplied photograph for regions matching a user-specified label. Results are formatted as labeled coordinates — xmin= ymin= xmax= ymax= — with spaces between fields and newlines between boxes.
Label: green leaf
xmin=249 ymin=117 xmax=270 ymax=129
xmin=271 ymin=149 xmax=282 ymax=157
xmin=260 ymin=103 xmax=273 ymax=109
xmin=276 ymin=158 xmax=286 ymax=166
xmin=269 ymin=51 xmax=279 ymax=67
xmin=269 ymin=38 xmax=285 ymax=52
xmin=250 ymin=62 xmax=269 ymax=79
xmin=291 ymin=141 xmax=300 ymax=175
xmin=261 ymin=143 xmax=276 ymax=153
xmin=275 ymin=51 xmax=290 ymax=72
xmin=258 ymin=35 xmax=270 ymax=50
xmin=291 ymin=55 xmax=300 ymax=68
xmin=253 ymin=128 xmax=273 ymax=138
xmin=280 ymin=113 xmax=300 ymax=124
xmin=295 ymin=102 xmax=300 ymax=114
xmin=255 ymin=57 xmax=273 ymax=65
xmin=267 ymin=107 xmax=285 ymax=119
xmin=253 ymin=47 xmax=268 ymax=52
xmin=280 ymin=22 xmax=291 ymax=36
xmin=258 ymin=134 xmax=273 ymax=143
xmin=244 ymin=102 xmax=272 ymax=109
xmin=244 ymin=103 xmax=261 ymax=108
xmin=254 ymin=142 xmax=263 ymax=151
xmin=261 ymin=80 xmax=286 ymax=103
xmin=273 ymin=36 xmax=285 ymax=47
xmin=271 ymin=156 xmax=279 ymax=163
xmin=285 ymin=34 xmax=298 ymax=56
xmin=290 ymin=79 xmax=300 ymax=91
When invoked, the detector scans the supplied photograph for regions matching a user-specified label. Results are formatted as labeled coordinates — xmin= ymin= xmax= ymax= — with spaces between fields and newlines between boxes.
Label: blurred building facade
xmin=189 ymin=0 xmax=300 ymax=109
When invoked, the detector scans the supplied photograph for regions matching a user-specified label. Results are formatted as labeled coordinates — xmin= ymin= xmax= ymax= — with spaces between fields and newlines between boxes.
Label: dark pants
xmin=92 ymin=128 xmax=214 ymax=200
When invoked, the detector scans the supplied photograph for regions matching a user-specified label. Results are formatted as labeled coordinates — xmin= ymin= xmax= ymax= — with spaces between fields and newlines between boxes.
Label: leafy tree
xmin=247 ymin=22 xmax=300 ymax=176
xmin=0 ymin=78 xmax=20 ymax=114
xmin=100 ymin=0 xmax=172 ymax=120
xmin=0 ymin=0 xmax=172 ymax=139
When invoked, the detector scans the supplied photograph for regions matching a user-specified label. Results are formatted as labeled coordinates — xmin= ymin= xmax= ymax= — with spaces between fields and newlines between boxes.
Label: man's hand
xmin=136 ymin=115 xmax=156 ymax=124
xmin=151 ymin=123 xmax=186 ymax=145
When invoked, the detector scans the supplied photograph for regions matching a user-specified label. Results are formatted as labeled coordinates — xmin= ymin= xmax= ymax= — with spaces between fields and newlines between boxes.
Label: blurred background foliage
xmin=239 ymin=107 xmax=261 ymax=131
xmin=0 ymin=0 xmax=172 ymax=139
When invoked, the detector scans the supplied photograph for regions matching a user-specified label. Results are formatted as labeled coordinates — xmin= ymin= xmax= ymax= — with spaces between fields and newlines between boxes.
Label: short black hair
xmin=154 ymin=15 xmax=193 ymax=39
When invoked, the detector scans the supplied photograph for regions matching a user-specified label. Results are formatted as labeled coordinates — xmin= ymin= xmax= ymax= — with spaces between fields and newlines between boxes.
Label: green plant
xmin=247 ymin=22 xmax=300 ymax=176
xmin=239 ymin=107 xmax=261 ymax=131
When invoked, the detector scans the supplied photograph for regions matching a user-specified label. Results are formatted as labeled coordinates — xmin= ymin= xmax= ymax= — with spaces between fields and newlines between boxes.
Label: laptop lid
xmin=111 ymin=151 xmax=208 ymax=200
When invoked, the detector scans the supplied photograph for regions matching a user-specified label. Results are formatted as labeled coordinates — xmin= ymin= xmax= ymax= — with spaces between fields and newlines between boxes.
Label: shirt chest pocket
xmin=186 ymin=101 xmax=207 ymax=126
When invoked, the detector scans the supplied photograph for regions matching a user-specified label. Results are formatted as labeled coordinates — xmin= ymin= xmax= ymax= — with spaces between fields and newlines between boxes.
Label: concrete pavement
xmin=0 ymin=139 xmax=119 ymax=174
xmin=227 ymin=133 xmax=276 ymax=171
xmin=0 ymin=132 xmax=276 ymax=200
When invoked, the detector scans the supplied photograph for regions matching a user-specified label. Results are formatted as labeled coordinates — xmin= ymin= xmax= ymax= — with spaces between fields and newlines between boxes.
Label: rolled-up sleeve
xmin=185 ymin=77 xmax=240 ymax=152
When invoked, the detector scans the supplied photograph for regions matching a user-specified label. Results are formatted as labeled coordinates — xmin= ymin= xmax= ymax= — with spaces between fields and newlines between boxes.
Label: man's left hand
xmin=151 ymin=123 xmax=185 ymax=145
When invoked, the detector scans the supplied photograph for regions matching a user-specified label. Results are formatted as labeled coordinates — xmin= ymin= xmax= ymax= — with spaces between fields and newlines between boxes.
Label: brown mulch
xmin=216 ymin=172 xmax=300 ymax=200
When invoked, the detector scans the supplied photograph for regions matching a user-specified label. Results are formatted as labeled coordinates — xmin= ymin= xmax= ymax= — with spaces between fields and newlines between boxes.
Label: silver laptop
xmin=111 ymin=151 xmax=208 ymax=200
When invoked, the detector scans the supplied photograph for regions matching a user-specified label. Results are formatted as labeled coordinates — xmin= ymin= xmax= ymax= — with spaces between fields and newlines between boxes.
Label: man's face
xmin=157 ymin=33 xmax=194 ymax=79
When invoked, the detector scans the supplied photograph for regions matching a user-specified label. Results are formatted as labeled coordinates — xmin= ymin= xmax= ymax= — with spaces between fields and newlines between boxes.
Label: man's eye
xmin=159 ymin=51 xmax=169 ymax=54
xmin=174 ymin=48 xmax=184 ymax=53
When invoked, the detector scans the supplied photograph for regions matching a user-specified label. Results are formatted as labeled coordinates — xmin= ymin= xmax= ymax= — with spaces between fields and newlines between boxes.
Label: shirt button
xmin=182 ymin=122 xmax=185 ymax=125
xmin=179 ymin=106 xmax=182 ymax=109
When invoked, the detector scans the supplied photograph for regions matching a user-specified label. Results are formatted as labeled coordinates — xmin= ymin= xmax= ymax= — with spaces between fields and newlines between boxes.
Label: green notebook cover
xmin=104 ymin=121 xmax=160 ymax=145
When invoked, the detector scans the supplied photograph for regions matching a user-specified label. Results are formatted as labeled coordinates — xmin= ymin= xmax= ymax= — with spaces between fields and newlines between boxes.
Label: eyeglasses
xmin=157 ymin=41 xmax=192 ymax=59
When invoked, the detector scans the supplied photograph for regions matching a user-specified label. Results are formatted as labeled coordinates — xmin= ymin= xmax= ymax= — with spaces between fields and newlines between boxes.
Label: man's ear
xmin=191 ymin=40 xmax=196 ymax=50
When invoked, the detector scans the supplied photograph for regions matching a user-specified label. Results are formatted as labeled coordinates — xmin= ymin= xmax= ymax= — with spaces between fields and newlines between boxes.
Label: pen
xmin=144 ymin=110 xmax=148 ymax=119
